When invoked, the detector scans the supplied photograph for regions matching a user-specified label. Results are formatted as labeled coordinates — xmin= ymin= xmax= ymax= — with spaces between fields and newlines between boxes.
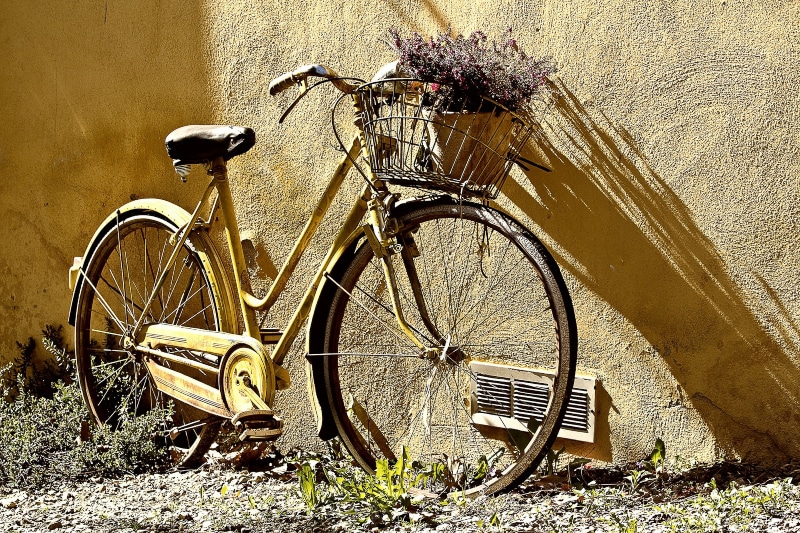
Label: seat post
xmin=209 ymin=157 xmax=260 ymax=339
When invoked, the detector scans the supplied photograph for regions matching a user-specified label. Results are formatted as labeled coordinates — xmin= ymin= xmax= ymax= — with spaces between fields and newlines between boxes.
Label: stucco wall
xmin=1 ymin=0 xmax=798 ymax=465
xmin=0 ymin=1 xmax=216 ymax=358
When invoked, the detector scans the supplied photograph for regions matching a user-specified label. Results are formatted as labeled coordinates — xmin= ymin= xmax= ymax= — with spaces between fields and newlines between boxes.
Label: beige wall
xmin=2 ymin=0 xmax=798 ymax=465
xmin=0 ymin=1 xmax=215 ymax=355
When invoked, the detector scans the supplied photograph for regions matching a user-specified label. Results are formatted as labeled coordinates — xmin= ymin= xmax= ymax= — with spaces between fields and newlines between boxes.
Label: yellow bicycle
xmin=67 ymin=64 xmax=577 ymax=497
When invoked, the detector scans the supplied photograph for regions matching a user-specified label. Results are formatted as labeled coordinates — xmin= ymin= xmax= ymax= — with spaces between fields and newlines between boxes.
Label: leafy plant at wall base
xmin=41 ymin=324 xmax=76 ymax=382
xmin=299 ymin=462 xmax=319 ymax=509
xmin=649 ymin=437 xmax=666 ymax=474
xmin=625 ymin=469 xmax=654 ymax=493
xmin=0 ymin=379 xmax=171 ymax=487
xmin=296 ymin=446 xmax=446 ymax=526
xmin=0 ymin=325 xmax=75 ymax=401
xmin=541 ymin=446 xmax=566 ymax=477
xmin=0 ymin=327 xmax=171 ymax=487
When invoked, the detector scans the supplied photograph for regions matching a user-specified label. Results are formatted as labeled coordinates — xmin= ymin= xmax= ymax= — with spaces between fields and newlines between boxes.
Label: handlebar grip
xmin=268 ymin=71 xmax=300 ymax=95
xmin=269 ymin=65 xmax=332 ymax=95
xmin=269 ymin=64 xmax=357 ymax=96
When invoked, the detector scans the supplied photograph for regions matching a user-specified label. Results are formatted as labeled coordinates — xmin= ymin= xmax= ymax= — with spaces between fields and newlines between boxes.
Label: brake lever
xmin=277 ymin=78 xmax=365 ymax=124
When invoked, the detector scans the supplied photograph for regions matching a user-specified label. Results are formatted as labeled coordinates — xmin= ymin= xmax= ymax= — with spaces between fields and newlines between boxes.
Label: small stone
xmin=1 ymin=499 xmax=17 ymax=509
xmin=48 ymin=520 xmax=63 ymax=530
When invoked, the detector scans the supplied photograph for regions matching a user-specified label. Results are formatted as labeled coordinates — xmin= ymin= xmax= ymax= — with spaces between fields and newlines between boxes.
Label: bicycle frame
xmin=129 ymin=127 xmax=425 ymax=401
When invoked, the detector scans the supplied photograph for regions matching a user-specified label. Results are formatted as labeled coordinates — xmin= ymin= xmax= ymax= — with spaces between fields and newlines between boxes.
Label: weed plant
xmin=295 ymin=445 xmax=448 ymax=528
xmin=0 ymin=326 xmax=170 ymax=488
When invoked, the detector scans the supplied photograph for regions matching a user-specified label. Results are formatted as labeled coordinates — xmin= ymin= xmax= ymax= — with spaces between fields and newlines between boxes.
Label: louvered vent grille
xmin=513 ymin=380 xmax=550 ymax=423
xmin=561 ymin=388 xmax=589 ymax=431
xmin=471 ymin=362 xmax=596 ymax=443
xmin=475 ymin=374 xmax=512 ymax=417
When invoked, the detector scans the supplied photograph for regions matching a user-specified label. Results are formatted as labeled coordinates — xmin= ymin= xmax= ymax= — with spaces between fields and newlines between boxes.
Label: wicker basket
xmin=358 ymin=79 xmax=535 ymax=199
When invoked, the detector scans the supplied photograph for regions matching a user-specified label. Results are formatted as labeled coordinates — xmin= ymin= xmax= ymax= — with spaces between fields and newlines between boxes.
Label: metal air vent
xmin=470 ymin=361 xmax=596 ymax=443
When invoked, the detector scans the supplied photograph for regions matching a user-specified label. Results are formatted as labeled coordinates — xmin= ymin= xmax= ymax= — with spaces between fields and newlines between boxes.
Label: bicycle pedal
xmin=239 ymin=427 xmax=282 ymax=441
xmin=232 ymin=409 xmax=283 ymax=442
xmin=231 ymin=409 xmax=275 ymax=423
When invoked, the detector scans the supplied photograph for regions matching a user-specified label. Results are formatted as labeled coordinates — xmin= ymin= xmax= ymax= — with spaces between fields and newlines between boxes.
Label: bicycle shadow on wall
xmin=503 ymin=79 xmax=800 ymax=462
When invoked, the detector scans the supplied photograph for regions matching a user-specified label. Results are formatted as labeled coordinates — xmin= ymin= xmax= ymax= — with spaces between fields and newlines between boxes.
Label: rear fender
xmin=67 ymin=199 xmax=234 ymax=332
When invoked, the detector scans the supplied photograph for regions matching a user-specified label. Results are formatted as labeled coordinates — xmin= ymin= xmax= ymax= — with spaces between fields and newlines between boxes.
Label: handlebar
xmin=268 ymin=62 xmax=403 ymax=123
xmin=268 ymin=64 xmax=359 ymax=96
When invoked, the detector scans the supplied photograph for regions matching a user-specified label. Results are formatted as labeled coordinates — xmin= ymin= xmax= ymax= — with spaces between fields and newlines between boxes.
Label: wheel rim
xmin=324 ymin=203 xmax=575 ymax=496
xmin=75 ymin=214 xmax=222 ymax=463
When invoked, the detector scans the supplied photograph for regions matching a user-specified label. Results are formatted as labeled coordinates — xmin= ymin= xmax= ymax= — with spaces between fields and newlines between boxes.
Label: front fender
xmin=305 ymin=227 xmax=364 ymax=440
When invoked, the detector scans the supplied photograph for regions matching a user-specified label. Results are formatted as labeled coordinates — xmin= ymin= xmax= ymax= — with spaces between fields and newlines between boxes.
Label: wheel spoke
xmin=320 ymin=202 xmax=576 ymax=497
xmin=75 ymin=214 xmax=223 ymax=467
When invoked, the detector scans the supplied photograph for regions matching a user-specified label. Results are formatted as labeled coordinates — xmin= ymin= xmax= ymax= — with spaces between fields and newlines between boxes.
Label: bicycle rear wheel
xmin=73 ymin=207 xmax=232 ymax=467
xmin=315 ymin=199 xmax=577 ymax=497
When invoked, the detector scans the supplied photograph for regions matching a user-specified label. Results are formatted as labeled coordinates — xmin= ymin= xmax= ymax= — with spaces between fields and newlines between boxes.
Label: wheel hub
xmin=423 ymin=345 xmax=467 ymax=365
xmin=444 ymin=346 xmax=467 ymax=364
xmin=122 ymin=335 xmax=136 ymax=351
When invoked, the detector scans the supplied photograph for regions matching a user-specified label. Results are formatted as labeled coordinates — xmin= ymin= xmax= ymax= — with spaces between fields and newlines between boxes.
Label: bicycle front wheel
xmin=73 ymin=207 xmax=232 ymax=467
xmin=317 ymin=199 xmax=577 ymax=497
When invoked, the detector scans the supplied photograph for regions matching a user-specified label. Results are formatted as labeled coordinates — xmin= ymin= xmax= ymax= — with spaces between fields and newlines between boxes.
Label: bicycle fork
xmin=364 ymin=195 xmax=445 ymax=357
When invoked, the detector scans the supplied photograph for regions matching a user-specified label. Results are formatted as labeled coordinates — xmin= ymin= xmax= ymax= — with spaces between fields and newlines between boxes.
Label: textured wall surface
xmin=0 ymin=1 xmax=216 ymax=361
xmin=1 ymin=0 xmax=798 ymax=465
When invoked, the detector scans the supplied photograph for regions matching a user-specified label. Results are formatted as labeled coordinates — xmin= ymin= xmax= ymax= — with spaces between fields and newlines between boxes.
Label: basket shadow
xmin=502 ymin=79 xmax=800 ymax=463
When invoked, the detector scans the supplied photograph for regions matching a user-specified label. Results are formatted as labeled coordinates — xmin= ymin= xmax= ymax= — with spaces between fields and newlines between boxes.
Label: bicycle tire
xmin=314 ymin=198 xmax=577 ymax=497
xmin=73 ymin=207 xmax=232 ymax=467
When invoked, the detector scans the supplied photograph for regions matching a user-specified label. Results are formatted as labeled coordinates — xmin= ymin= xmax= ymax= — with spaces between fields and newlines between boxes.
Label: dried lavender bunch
xmin=388 ymin=28 xmax=556 ymax=111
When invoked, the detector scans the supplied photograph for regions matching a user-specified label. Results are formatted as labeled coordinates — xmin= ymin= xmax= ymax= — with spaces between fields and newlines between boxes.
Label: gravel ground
xmin=1 ymin=468 xmax=305 ymax=533
xmin=2 ymin=459 xmax=800 ymax=533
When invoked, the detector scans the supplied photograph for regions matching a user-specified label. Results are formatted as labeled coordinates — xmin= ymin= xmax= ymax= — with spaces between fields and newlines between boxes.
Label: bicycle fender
xmin=67 ymin=199 xmax=216 ymax=326
xmin=305 ymin=228 xmax=364 ymax=440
